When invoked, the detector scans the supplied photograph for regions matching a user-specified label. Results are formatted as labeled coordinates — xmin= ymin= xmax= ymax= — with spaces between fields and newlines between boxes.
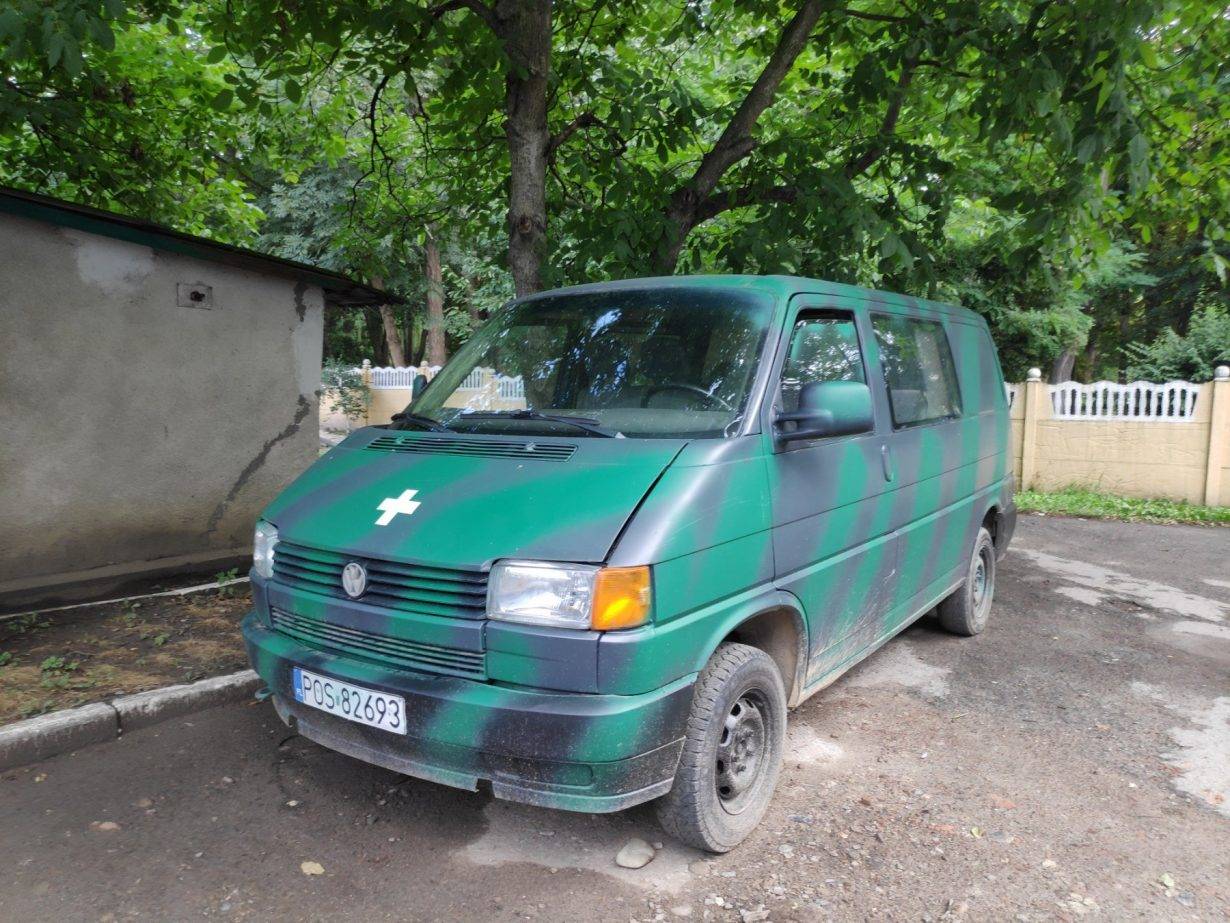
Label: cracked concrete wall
xmin=0 ymin=213 xmax=323 ymax=602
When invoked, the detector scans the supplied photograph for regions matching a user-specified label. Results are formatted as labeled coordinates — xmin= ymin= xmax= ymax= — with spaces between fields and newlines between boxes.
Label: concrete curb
xmin=0 ymin=669 xmax=261 ymax=771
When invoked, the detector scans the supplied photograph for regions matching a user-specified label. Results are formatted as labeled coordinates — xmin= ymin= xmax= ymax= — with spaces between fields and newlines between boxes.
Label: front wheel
xmin=655 ymin=643 xmax=786 ymax=852
xmin=937 ymin=526 xmax=997 ymax=636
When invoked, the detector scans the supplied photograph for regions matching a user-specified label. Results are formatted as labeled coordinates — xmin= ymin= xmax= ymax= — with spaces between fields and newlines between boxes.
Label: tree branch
xmin=683 ymin=0 xmax=828 ymax=199
xmin=546 ymin=110 xmax=600 ymax=160
xmin=846 ymin=57 xmax=916 ymax=176
xmin=696 ymin=185 xmax=799 ymax=222
xmin=654 ymin=0 xmax=828 ymax=271
xmin=420 ymin=0 xmax=499 ymax=39
xmin=837 ymin=7 xmax=910 ymax=24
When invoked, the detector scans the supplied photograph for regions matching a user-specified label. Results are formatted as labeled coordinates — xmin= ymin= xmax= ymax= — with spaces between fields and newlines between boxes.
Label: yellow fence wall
xmin=1010 ymin=372 xmax=1230 ymax=506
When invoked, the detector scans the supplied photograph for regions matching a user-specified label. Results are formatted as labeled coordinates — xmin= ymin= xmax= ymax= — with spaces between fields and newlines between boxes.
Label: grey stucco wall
xmin=0 ymin=213 xmax=324 ymax=599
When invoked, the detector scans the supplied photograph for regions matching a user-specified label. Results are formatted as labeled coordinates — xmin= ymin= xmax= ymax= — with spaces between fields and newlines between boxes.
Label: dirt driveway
xmin=1 ymin=514 xmax=1227 ymax=921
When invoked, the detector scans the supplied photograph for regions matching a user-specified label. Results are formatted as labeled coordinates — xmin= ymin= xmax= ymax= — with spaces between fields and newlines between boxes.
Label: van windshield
xmin=403 ymin=288 xmax=773 ymax=439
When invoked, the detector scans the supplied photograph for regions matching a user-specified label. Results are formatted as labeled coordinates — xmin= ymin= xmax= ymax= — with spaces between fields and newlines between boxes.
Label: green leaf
xmin=207 ymin=45 xmax=228 ymax=63
xmin=46 ymin=32 xmax=64 ymax=68
xmin=285 ymin=79 xmax=302 ymax=103
xmin=210 ymin=89 xmax=234 ymax=110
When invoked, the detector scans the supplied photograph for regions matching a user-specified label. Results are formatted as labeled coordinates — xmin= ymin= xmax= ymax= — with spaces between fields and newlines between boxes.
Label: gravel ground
xmin=1 ymin=514 xmax=1227 ymax=921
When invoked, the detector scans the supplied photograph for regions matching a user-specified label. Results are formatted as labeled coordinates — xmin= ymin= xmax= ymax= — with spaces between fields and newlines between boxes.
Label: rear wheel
xmin=655 ymin=643 xmax=786 ymax=852
xmin=937 ymin=526 xmax=996 ymax=636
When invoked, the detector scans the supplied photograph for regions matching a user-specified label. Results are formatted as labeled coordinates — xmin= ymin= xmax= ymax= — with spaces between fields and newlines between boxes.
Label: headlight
xmin=253 ymin=520 xmax=279 ymax=579
xmin=487 ymin=561 xmax=651 ymax=631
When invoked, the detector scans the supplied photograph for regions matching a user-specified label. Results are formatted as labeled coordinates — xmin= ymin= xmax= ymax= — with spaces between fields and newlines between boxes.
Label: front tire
xmin=937 ymin=526 xmax=997 ymax=636
xmin=655 ymin=643 xmax=786 ymax=853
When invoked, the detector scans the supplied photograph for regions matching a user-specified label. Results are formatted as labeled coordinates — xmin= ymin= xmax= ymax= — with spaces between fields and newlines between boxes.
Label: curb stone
xmin=0 ymin=669 xmax=261 ymax=771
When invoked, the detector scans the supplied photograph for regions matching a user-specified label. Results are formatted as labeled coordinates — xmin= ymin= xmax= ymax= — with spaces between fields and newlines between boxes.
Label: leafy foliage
xmin=1123 ymin=303 xmax=1230 ymax=381
xmin=321 ymin=359 xmax=369 ymax=421
xmin=1 ymin=0 xmax=1227 ymax=377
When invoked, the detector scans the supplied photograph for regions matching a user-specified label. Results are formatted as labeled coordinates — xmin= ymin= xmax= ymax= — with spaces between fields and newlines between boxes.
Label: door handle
xmin=881 ymin=443 xmax=895 ymax=482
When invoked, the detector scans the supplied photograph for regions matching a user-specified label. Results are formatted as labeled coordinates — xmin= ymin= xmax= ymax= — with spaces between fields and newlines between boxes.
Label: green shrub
xmin=321 ymin=359 xmax=370 ymax=421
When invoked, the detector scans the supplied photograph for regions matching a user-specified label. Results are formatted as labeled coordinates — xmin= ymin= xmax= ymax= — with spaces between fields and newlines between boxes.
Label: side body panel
xmin=762 ymin=296 xmax=899 ymax=684
xmin=859 ymin=295 xmax=1011 ymax=637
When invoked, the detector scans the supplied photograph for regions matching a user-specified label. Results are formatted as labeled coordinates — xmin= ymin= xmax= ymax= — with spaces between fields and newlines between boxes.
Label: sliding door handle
xmin=881 ymin=443 xmax=895 ymax=482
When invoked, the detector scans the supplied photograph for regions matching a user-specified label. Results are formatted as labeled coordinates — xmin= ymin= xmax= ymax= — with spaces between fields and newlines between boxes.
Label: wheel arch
xmin=693 ymin=590 xmax=808 ymax=708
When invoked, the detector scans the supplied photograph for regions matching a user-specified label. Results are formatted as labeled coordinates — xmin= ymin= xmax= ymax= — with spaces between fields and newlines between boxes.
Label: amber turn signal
xmin=590 ymin=566 xmax=652 ymax=630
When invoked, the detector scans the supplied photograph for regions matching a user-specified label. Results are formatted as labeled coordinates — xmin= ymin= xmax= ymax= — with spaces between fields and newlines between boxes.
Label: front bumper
xmin=242 ymin=613 xmax=693 ymax=812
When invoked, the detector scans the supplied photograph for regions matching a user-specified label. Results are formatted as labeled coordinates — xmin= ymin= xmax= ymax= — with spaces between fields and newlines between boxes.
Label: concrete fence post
xmin=1204 ymin=365 xmax=1230 ymax=506
xmin=360 ymin=359 xmax=372 ymax=427
xmin=1019 ymin=367 xmax=1045 ymax=491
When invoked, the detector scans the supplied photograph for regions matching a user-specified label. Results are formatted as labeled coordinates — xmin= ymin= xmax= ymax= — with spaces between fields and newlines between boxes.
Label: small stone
xmin=616 ymin=838 xmax=656 ymax=870
xmin=286 ymin=800 xmax=300 ymax=807
xmin=1174 ymin=892 xmax=1195 ymax=908
xmin=669 ymin=906 xmax=693 ymax=918
xmin=133 ymin=798 xmax=153 ymax=809
xmin=740 ymin=908 xmax=770 ymax=923
xmin=300 ymin=861 xmax=325 ymax=876
xmin=1041 ymin=859 xmax=1057 ymax=870
xmin=90 ymin=821 xmax=120 ymax=832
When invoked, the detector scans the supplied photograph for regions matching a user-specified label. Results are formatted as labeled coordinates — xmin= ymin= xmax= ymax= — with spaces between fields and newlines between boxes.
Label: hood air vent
xmin=367 ymin=434 xmax=577 ymax=461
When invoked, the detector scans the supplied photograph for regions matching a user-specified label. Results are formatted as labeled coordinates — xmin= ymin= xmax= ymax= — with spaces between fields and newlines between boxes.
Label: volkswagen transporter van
xmin=243 ymin=276 xmax=1015 ymax=851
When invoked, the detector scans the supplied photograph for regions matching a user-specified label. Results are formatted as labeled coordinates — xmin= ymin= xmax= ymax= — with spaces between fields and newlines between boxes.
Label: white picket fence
xmin=361 ymin=363 xmax=525 ymax=399
xmin=1049 ymin=380 xmax=1201 ymax=421
xmin=366 ymin=364 xmax=442 ymax=389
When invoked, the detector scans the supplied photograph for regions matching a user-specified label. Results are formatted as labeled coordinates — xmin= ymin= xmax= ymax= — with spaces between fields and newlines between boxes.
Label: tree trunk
xmin=497 ymin=0 xmax=552 ymax=296
xmin=1051 ymin=348 xmax=1077 ymax=384
xmin=367 ymin=275 xmax=405 ymax=366
xmin=424 ymin=233 xmax=448 ymax=366
xmin=653 ymin=0 xmax=827 ymax=274
xmin=363 ymin=306 xmax=389 ymax=365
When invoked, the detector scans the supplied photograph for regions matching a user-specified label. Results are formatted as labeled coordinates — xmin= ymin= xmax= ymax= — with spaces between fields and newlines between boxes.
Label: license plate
xmin=292 ymin=667 xmax=406 ymax=735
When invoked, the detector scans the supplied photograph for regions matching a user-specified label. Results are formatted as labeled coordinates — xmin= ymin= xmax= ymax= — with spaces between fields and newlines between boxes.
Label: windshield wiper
xmin=389 ymin=411 xmax=452 ymax=433
xmin=460 ymin=409 xmax=621 ymax=438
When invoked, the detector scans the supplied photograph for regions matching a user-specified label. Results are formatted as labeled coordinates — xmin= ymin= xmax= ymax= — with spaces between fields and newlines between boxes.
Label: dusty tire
xmin=655 ymin=643 xmax=786 ymax=853
xmin=937 ymin=527 xmax=996 ymax=636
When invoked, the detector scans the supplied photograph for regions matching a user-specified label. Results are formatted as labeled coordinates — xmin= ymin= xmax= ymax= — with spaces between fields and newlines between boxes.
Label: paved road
xmin=2 ymin=515 xmax=1228 ymax=921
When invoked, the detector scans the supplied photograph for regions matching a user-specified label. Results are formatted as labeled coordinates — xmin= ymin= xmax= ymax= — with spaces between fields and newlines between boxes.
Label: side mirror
xmin=774 ymin=380 xmax=874 ymax=442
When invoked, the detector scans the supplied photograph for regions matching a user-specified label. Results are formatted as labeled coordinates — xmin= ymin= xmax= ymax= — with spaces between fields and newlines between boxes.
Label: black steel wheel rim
xmin=715 ymin=688 xmax=771 ymax=814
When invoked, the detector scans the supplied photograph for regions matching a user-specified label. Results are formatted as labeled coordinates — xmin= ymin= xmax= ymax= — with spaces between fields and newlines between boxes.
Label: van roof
xmin=518 ymin=274 xmax=980 ymax=322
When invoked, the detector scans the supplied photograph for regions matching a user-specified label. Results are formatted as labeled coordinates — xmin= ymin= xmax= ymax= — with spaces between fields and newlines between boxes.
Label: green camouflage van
xmin=243 ymin=276 xmax=1015 ymax=851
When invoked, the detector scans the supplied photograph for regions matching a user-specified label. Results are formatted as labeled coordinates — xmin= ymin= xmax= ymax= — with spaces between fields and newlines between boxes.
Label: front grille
xmin=367 ymin=434 xmax=577 ymax=461
xmin=272 ymin=542 xmax=488 ymax=619
xmin=271 ymin=608 xmax=486 ymax=680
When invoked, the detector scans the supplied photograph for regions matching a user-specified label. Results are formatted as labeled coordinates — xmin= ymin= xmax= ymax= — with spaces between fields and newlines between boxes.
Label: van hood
xmin=262 ymin=429 xmax=687 ymax=569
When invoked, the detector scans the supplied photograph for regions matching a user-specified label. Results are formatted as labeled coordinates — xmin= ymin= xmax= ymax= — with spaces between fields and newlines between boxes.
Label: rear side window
xmin=778 ymin=313 xmax=865 ymax=413
xmin=871 ymin=314 xmax=962 ymax=427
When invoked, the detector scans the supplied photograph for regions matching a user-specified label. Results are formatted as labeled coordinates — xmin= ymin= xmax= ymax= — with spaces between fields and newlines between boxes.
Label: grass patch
xmin=1017 ymin=488 xmax=1230 ymax=525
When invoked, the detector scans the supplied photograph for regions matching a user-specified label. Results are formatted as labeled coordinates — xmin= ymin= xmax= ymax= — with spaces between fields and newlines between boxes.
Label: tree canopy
xmin=2 ymin=0 xmax=1227 ymax=378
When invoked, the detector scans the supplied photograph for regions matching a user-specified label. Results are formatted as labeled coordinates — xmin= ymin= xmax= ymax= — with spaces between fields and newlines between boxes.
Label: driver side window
xmin=778 ymin=313 xmax=865 ymax=413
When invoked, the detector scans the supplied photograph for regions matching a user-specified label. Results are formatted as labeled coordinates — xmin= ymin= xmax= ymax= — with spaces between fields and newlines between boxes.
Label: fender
xmin=597 ymin=584 xmax=809 ymax=701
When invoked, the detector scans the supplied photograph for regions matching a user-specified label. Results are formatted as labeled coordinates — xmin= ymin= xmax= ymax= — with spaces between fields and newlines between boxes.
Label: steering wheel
xmin=641 ymin=383 xmax=734 ymax=412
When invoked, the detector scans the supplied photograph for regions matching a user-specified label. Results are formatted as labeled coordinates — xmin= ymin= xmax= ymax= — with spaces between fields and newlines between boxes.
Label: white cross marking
xmin=375 ymin=489 xmax=421 ymax=526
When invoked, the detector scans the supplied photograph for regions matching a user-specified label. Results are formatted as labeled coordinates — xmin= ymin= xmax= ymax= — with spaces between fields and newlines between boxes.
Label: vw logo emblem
xmin=341 ymin=561 xmax=368 ymax=598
